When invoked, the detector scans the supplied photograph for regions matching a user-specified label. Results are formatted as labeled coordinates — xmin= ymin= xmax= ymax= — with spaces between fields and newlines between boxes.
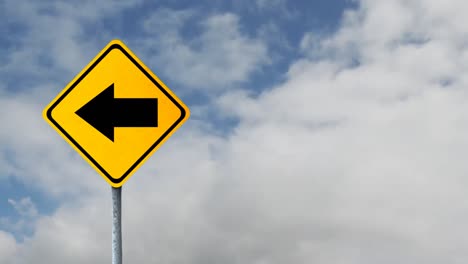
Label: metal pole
xmin=112 ymin=187 xmax=122 ymax=264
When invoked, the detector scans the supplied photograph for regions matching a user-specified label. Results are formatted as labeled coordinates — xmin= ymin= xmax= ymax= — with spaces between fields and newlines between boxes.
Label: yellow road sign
xmin=43 ymin=40 xmax=190 ymax=187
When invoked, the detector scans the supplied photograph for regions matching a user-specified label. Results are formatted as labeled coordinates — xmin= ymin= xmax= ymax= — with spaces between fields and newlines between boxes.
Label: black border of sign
xmin=46 ymin=43 xmax=186 ymax=184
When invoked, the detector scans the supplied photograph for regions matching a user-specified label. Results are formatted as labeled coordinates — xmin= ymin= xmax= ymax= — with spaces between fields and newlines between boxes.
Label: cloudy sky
xmin=2 ymin=0 xmax=468 ymax=263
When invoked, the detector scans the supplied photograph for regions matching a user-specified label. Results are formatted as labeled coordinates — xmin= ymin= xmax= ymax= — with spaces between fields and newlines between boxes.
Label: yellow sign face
xmin=43 ymin=40 xmax=190 ymax=187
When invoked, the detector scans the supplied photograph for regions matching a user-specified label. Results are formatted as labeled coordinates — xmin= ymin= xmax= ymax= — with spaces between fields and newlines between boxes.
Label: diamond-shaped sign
xmin=43 ymin=39 xmax=190 ymax=187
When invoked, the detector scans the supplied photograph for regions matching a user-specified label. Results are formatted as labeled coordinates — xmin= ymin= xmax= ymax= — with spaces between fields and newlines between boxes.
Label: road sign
xmin=43 ymin=39 xmax=190 ymax=187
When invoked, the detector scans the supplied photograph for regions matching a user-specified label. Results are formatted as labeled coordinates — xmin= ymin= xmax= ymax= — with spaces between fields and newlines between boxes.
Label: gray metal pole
xmin=112 ymin=187 xmax=122 ymax=264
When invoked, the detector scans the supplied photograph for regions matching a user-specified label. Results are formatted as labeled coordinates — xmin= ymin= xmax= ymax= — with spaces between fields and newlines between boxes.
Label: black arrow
xmin=75 ymin=83 xmax=158 ymax=142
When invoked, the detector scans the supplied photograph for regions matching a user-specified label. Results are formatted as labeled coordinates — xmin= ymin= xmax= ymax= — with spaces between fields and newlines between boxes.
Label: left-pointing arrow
xmin=75 ymin=83 xmax=158 ymax=142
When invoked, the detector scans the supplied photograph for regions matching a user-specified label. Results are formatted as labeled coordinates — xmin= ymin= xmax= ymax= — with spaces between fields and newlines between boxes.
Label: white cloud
xmin=8 ymin=198 xmax=38 ymax=219
xmin=0 ymin=0 xmax=143 ymax=87
xmin=0 ymin=93 xmax=104 ymax=197
xmin=13 ymin=196 xmax=111 ymax=264
xmin=212 ymin=0 xmax=468 ymax=261
xmin=0 ymin=231 xmax=17 ymax=264
xmin=140 ymin=10 xmax=269 ymax=89
xmin=1 ymin=198 xmax=39 ymax=238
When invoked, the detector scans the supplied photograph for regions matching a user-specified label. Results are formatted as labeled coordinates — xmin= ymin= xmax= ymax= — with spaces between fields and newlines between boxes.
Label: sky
xmin=2 ymin=0 xmax=468 ymax=263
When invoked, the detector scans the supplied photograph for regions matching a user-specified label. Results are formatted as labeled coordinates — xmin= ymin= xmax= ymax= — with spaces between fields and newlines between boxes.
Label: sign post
xmin=112 ymin=187 xmax=122 ymax=264
xmin=43 ymin=40 xmax=190 ymax=263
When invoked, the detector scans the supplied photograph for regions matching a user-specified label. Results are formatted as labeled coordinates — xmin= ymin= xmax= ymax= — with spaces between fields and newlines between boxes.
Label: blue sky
xmin=3 ymin=0 xmax=468 ymax=263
